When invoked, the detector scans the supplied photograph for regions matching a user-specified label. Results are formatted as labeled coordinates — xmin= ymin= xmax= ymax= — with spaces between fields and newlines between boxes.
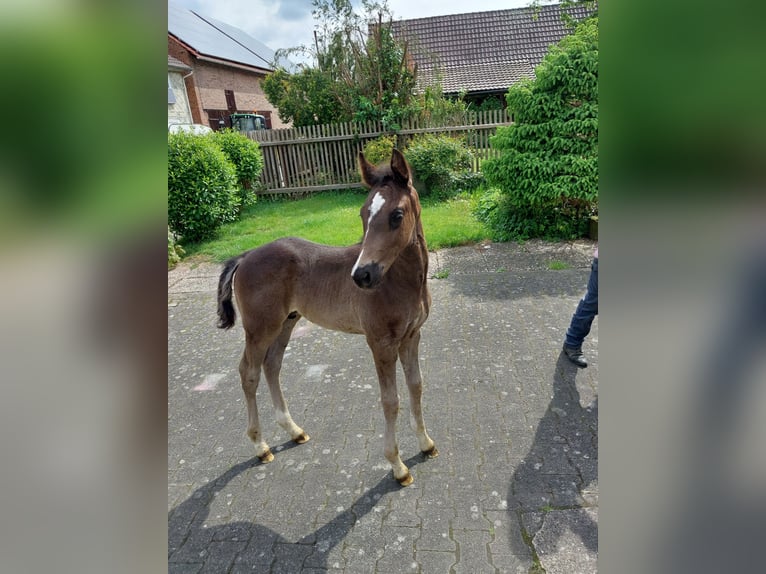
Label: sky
xmin=171 ymin=0 xmax=535 ymax=65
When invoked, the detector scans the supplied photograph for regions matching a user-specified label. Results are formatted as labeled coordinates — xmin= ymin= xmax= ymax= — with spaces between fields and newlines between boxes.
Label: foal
xmin=217 ymin=149 xmax=437 ymax=486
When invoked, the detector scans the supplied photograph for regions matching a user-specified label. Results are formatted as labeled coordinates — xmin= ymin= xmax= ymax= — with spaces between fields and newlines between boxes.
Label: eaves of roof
xmin=168 ymin=55 xmax=191 ymax=72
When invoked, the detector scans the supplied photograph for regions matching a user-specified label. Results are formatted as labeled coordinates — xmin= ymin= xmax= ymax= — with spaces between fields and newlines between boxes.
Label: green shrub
xmin=208 ymin=129 xmax=263 ymax=209
xmin=362 ymin=135 xmax=397 ymax=166
xmin=475 ymin=95 xmax=504 ymax=112
xmin=473 ymin=188 xmax=589 ymax=242
xmin=482 ymin=16 xmax=598 ymax=240
xmin=168 ymin=226 xmax=185 ymax=269
xmin=168 ymin=132 xmax=239 ymax=243
xmin=404 ymin=134 xmax=475 ymax=200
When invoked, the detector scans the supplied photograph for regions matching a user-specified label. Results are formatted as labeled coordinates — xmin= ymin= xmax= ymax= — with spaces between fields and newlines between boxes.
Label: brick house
xmin=390 ymin=2 xmax=596 ymax=107
xmin=168 ymin=1 xmax=290 ymax=130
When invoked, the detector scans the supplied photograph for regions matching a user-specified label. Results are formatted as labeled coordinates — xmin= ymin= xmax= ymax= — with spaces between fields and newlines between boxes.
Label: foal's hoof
xmin=396 ymin=472 xmax=414 ymax=487
xmin=258 ymin=449 xmax=274 ymax=463
xmin=293 ymin=432 xmax=310 ymax=444
xmin=422 ymin=445 xmax=439 ymax=458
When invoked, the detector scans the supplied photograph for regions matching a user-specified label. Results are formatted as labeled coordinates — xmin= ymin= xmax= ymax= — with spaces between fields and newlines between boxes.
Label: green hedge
xmin=208 ymin=129 xmax=263 ymax=209
xmin=480 ymin=16 xmax=598 ymax=240
xmin=168 ymin=132 xmax=239 ymax=243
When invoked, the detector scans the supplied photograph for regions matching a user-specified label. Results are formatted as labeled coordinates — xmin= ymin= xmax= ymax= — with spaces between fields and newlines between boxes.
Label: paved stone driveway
xmin=168 ymin=240 xmax=598 ymax=573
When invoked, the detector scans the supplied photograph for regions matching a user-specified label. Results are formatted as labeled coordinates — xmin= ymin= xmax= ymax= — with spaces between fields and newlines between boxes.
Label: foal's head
xmin=351 ymin=149 xmax=422 ymax=289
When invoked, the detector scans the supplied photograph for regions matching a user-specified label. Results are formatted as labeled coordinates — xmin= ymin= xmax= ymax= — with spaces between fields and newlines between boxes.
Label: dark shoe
xmin=563 ymin=344 xmax=588 ymax=368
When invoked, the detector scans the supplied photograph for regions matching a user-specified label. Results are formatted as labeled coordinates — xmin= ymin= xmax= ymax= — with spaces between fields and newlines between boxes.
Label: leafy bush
xmin=362 ymin=135 xmax=397 ymax=166
xmin=208 ymin=129 xmax=264 ymax=209
xmin=473 ymin=188 xmax=589 ymax=242
xmin=404 ymin=134 xmax=476 ymax=200
xmin=168 ymin=132 xmax=239 ymax=243
xmin=482 ymin=16 xmax=598 ymax=240
xmin=168 ymin=227 xmax=185 ymax=269
xmin=474 ymin=95 xmax=504 ymax=112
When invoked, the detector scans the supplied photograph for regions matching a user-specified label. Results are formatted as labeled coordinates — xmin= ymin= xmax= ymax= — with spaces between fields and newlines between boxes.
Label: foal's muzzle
xmin=352 ymin=263 xmax=382 ymax=289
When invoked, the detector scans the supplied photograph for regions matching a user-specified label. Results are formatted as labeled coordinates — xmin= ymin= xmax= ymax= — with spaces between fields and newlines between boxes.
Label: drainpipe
xmin=181 ymin=69 xmax=195 ymax=124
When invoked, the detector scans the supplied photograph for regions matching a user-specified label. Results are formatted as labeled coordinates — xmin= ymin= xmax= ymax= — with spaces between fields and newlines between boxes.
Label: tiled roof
xmin=391 ymin=2 xmax=595 ymax=94
xmin=168 ymin=1 xmax=280 ymax=72
xmin=419 ymin=60 xmax=536 ymax=94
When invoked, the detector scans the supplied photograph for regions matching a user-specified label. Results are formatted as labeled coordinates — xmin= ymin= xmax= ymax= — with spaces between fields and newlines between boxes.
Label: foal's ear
xmin=358 ymin=152 xmax=377 ymax=187
xmin=390 ymin=148 xmax=411 ymax=188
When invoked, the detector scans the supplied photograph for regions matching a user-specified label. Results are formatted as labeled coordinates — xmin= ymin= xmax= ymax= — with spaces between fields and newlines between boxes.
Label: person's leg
xmin=564 ymin=258 xmax=598 ymax=366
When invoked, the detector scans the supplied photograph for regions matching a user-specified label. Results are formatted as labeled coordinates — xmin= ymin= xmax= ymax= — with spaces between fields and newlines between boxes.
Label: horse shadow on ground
xmin=507 ymin=352 xmax=598 ymax=561
xmin=168 ymin=445 xmax=428 ymax=573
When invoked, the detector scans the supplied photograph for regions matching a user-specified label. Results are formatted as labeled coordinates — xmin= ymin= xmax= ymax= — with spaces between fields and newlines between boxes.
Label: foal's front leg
xmin=399 ymin=329 xmax=438 ymax=458
xmin=263 ymin=313 xmax=310 ymax=445
xmin=371 ymin=342 xmax=413 ymax=486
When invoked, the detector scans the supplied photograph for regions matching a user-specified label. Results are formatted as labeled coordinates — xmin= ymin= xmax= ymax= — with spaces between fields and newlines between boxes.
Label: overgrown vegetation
xmin=478 ymin=15 xmax=598 ymax=241
xmin=263 ymin=0 xmax=470 ymax=129
xmin=362 ymin=134 xmax=484 ymax=200
xmin=404 ymin=134 xmax=483 ymax=200
xmin=361 ymin=134 xmax=397 ymax=165
xmin=168 ymin=227 xmax=185 ymax=269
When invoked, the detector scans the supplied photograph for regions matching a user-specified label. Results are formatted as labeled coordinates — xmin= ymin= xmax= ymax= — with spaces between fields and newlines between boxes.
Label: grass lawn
xmin=182 ymin=190 xmax=491 ymax=262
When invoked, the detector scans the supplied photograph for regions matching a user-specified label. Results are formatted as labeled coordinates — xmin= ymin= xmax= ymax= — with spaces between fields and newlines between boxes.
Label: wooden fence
xmin=245 ymin=110 xmax=511 ymax=195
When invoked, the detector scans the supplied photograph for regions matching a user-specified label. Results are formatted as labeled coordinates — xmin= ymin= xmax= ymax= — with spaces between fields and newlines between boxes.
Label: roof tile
xmin=392 ymin=3 xmax=595 ymax=93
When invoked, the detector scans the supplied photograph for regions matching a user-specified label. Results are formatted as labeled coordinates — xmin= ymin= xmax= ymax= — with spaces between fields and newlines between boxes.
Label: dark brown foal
xmin=217 ymin=149 xmax=437 ymax=485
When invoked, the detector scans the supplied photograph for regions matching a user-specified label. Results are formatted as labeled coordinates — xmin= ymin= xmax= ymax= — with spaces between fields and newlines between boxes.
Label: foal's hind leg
xmin=263 ymin=313 xmax=310 ymax=445
xmin=239 ymin=333 xmax=274 ymax=462
xmin=399 ymin=330 xmax=438 ymax=458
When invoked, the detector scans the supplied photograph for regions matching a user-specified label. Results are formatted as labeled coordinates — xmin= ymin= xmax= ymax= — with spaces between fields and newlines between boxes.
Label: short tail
xmin=217 ymin=253 xmax=245 ymax=329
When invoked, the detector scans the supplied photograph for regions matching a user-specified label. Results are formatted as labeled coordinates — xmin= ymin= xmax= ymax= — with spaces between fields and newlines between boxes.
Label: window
xmin=225 ymin=89 xmax=236 ymax=111
xmin=168 ymin=75 xmax=176 ymax=104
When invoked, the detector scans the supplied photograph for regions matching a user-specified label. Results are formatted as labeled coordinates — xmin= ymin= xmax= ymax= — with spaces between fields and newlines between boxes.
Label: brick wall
xmin=168 ymin=35 xmax=291 ymax=129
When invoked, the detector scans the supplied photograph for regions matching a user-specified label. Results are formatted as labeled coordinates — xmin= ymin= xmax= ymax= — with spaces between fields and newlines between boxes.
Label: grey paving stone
xmin=168 ymin=241 xmax=598 ymax=574
xmin=415 ymin=549 xmax=457 ymax=573
xmin=451 ymin=528 xmax=495 ymax=574
xmin=533 ymin=508 xmax=598 ymax=574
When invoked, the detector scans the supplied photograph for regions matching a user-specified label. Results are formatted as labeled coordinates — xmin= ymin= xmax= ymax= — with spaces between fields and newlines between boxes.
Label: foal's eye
xmin=389 ymin=209 xmax=404 ymax=228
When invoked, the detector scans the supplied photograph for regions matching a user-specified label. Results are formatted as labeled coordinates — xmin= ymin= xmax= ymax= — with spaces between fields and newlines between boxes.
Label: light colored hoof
xmin=396 ymin=472 xmax=414 ymax=487
xmin=422 ymin=445 xmax=439 ymax=458
xmin=258 ymin=449 xmax=274 ymax=463
xmin=293 ymin=432 xmax=310 ymax=444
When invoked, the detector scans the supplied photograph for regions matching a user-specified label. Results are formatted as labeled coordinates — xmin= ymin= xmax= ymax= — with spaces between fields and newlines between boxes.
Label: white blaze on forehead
xmin=352 ymin=192 xmax=386 ymax=276
xmin=368 ymin=192 xmax=386 ymax=225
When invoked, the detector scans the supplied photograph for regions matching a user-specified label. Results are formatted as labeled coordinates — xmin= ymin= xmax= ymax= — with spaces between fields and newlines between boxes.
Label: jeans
xmin=565 ymin=257 xmax=598 ymax=349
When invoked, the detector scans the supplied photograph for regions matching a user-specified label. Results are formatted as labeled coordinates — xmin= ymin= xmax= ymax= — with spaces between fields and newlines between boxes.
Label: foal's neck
xmin=392 ymin=221 xmax=429 ymax=288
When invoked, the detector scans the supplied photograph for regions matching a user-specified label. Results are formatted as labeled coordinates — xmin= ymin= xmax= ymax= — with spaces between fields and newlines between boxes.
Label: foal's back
xmin=233 ymin=237 xmax=367 ymax=334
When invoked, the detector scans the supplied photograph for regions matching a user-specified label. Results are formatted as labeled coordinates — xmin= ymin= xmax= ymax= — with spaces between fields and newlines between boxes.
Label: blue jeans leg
xmin=565 ymin=258 xmax=598 ymax=349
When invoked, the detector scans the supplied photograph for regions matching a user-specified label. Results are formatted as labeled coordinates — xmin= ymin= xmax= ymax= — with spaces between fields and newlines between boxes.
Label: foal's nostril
xmin=353 ymin=264 xmax=379 ymax=288
xmin=353 ymin=268 xmax=371 ymax=287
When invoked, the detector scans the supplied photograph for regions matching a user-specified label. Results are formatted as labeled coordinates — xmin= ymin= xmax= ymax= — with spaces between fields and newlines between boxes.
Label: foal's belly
xmin=303 ymin=313 xmax=365 ymax=335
